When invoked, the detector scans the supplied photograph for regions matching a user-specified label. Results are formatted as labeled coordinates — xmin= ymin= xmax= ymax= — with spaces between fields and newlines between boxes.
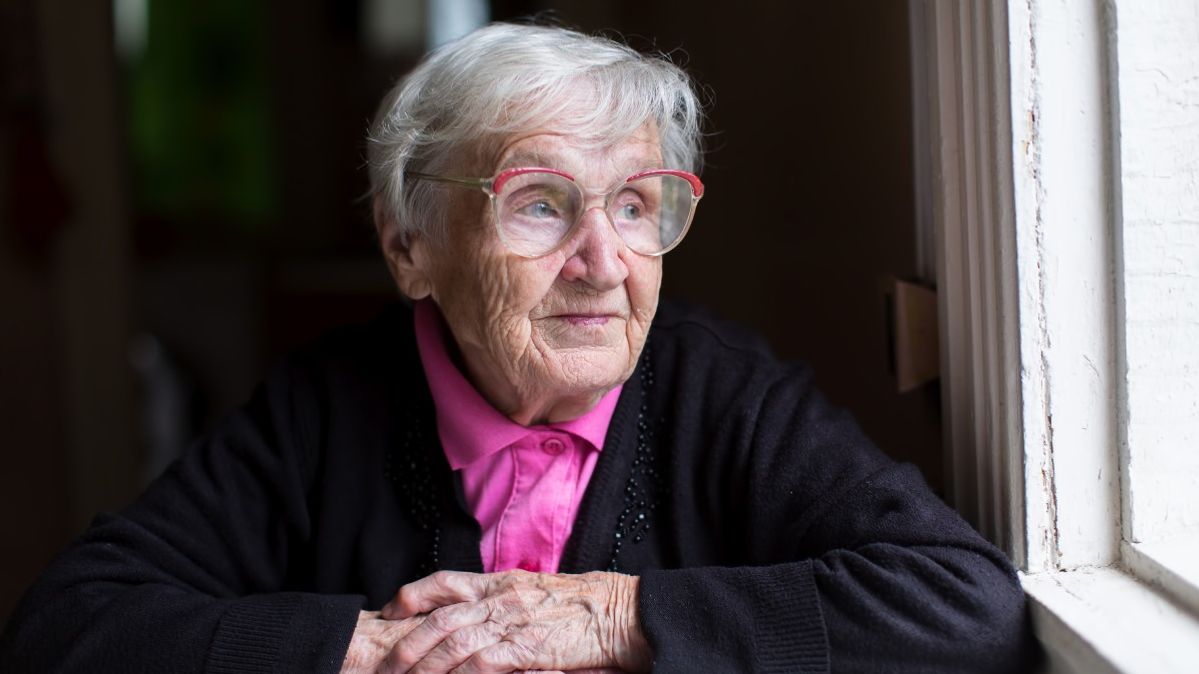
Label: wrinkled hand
xmin=340 ymin=610 xmax=424 ymax=673
xmin=377 ymin=569 xmax=651 ymax=674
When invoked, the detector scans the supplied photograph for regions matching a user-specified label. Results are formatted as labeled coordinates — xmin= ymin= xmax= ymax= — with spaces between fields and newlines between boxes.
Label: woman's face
xmin=407 ymin=124 xmax=664 ymax=424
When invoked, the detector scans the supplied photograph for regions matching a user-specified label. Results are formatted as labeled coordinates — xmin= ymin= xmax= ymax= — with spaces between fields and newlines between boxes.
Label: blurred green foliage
xmin=126 ymin=0 xmax=277 ymax=233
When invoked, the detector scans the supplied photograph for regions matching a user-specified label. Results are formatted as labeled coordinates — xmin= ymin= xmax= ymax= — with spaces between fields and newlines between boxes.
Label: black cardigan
xmin=0 ymin=302 xmax=1037 ymax=673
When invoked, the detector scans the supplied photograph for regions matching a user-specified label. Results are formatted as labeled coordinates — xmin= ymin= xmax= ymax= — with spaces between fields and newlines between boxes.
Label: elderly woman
xmin=0 ymin=23 xmax=1034 ymax=674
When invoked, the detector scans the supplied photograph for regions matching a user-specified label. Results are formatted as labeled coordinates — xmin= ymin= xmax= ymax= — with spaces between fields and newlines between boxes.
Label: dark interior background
xmin=0 ymin=0 xmax=940 ymax=624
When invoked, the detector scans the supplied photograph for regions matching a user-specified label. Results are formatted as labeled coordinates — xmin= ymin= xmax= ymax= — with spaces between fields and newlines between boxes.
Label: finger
xmin=407 ymin=622 xmax=506 ymax=674
xmin=389 ymin=601 xmax=492 ymax=670
xmin=388 ymin=615 xmax=428 ymax=641
xmin=384 ymin=571 xmax=488 ymax=619
xmin=342 ymin=614 xmax=426 ymax=674
xmin=450 ymin=639 xmax=537 ymax=674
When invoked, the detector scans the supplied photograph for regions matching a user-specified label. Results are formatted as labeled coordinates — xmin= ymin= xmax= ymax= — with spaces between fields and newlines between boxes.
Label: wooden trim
xmin=1122 ymin=540 xmax=1199 ymax=620
xmin=1009 ymin=0 xmax=1123 ymax=572
xmin=1024 ymin=568 xmax=1199 ymax=673
xmin=918 ymin=0 xmax=1025 ymax=566
xmin=926 ymin=1 xmax=1199 ymax=668
xmin=924 ymin=0 xmax=1124 ymax=574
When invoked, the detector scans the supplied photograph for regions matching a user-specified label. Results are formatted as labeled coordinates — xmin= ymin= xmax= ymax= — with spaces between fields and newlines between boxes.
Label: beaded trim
xmin=385 ymin=398 xmax=442 ymax=573
xmin=607 ymin=345 xmax=665 ymax=572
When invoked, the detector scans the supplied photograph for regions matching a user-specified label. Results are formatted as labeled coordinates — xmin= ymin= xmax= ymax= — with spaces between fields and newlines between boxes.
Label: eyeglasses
xmin=407 ymin=167 xmax=704 ymax=258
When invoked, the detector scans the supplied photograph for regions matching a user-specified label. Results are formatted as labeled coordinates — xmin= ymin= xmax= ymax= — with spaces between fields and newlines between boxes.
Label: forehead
xmin=492 ymin=124 xmax=663 ymax=185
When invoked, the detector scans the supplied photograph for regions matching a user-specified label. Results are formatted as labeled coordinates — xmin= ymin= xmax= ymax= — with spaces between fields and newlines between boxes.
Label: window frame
xmin=913 ymin=0 xmax=1199 ymax=670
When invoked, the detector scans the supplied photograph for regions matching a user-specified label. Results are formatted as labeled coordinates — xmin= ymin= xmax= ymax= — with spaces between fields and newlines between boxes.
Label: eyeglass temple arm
xmin=406 ymin=172 xmax=492 ymax=190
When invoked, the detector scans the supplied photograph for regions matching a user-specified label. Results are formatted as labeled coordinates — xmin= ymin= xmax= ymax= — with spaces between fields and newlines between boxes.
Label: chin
xmin=548 ymin=348 xmax=633 ymax=394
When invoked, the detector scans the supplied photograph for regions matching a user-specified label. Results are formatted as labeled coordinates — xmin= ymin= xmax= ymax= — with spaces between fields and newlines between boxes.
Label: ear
xmin=374 ymin=196 xmax=433 ymax=300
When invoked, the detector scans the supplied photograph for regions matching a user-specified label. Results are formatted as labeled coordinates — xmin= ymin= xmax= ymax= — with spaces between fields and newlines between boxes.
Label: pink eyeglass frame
xmin=407 ymin=166 xmax=705 ymax=258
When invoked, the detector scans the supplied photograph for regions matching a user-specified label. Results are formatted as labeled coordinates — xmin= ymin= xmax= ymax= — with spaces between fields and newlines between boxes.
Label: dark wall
xmin=556 ymin=1 xmax=943 ymax=484
xmin=0 ymin=0 xmax=940 ymax=625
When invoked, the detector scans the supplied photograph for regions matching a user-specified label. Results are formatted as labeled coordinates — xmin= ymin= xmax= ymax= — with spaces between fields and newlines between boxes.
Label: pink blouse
xmin=413 ymin=300 xmax=621 ymax=573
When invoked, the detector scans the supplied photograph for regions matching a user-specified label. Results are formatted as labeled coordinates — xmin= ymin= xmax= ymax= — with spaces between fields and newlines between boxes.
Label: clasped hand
xmin=341 ymin=570 xmax=650 ymax=673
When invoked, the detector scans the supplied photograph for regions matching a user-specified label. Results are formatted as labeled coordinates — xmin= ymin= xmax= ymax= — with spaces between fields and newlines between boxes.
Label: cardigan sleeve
xmin=0 ymin=360 xmax=364 ymax=673
xmin=637 ymin=362 xmax=1039 ymax=674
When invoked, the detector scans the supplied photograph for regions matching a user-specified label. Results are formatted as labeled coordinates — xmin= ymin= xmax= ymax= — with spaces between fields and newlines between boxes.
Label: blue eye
xmin=618 ymin=203 xmax=643 ymax=220
xmin=522 ymin=201 xmax=558 ymax=219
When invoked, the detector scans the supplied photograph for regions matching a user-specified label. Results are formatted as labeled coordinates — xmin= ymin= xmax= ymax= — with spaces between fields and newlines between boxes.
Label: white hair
xmin=366 ymin=22 xmax=704 ymax=244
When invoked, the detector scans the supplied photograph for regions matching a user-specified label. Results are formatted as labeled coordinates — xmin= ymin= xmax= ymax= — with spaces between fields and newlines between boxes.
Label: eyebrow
xmin=496 ymin=152 xmax=550 ymax=171
xmin=494 ymin=151 xmax=666 ymax=176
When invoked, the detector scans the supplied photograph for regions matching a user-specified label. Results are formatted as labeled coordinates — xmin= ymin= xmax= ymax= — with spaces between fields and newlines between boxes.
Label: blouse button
xmin=541 ymin=437 xmax=566 ymax=455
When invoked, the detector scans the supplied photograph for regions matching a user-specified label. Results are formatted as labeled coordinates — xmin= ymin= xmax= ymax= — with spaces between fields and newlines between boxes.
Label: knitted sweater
xmin=0 ymin=302 xmax=1037 ymax=673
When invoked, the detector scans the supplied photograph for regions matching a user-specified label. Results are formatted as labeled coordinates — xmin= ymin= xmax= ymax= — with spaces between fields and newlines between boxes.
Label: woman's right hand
xmin=341 ymin=610 xmax=423 ymax=673
xmin=340 ymin=607 xmax=631 ymax=674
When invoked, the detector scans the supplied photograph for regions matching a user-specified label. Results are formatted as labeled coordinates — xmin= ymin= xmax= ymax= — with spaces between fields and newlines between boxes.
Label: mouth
xmin=554 ymin=313 xmax=618 ymax=327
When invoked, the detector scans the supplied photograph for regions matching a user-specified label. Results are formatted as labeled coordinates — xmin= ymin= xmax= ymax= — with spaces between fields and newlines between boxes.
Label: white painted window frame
xmin=913 ymin=0 xmax=1199 ymax=671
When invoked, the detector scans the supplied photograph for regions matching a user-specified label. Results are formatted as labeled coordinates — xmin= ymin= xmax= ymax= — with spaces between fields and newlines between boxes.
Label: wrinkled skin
xmin=339 ymin=570 xmax=647 ymax=674
xmin=357 ymin=127 xmax=665 ymax=672
xmin=380 ymin=124 xmax=665 ymax=425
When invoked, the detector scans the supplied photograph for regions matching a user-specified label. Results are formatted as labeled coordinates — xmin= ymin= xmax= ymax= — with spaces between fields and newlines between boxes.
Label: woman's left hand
xmin=379 ymin=569 xmax=651 ymax=673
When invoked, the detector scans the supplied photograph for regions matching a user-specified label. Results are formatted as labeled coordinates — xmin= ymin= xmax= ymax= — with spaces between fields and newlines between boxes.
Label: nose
xmin=559 ymin=206 xmax=629 ymax=291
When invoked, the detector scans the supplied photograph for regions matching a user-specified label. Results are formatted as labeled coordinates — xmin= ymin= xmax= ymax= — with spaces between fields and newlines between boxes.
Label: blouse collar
xmin=413 ymin=299 xmax=621 ymax=470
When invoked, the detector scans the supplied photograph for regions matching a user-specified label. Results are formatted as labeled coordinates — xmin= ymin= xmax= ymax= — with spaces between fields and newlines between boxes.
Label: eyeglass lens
xmin=494 ymin=172 xmax=694 ymax=257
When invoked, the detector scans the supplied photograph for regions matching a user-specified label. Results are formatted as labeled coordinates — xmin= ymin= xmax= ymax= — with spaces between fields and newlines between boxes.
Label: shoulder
xmin=643 ymin=302 xmax=894 ymax=509
xmin=645 ymin=301 xmax=877 ymax=453
xmin=648 ymin=300 xmax=815 ymax=390
xmin=643 ymin=301 xmax=840 ymax=449
xmin=238 ymin=302 xmax=422 ymax=485
xmin=651 ymin=300 xmax=774 ymax=360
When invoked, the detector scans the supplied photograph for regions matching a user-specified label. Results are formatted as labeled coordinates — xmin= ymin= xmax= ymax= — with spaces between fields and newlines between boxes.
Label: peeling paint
xmin=1012 ymin=0 xmax=1124 ymax=571
xmin=1023 ymin=0 xmax=1063 ymax=570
